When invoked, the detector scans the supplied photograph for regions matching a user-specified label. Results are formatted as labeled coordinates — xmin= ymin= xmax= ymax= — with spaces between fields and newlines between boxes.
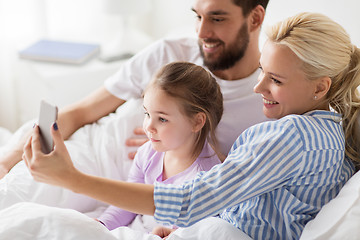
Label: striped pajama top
xmin=153 ymin=110 xmax=355 ymax=239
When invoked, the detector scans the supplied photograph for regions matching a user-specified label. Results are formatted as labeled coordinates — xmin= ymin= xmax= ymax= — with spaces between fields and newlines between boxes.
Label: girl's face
xmin=143 ymin=86 xmax=198 ymax=153
xmin=254 ymin=40 xmax=319 ymax=119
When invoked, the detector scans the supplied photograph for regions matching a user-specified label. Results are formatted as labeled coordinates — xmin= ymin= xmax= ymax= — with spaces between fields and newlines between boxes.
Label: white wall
xmin=0 ymin=0 xmax=48 ymax=131
xmin=0 ymin=0 xmax=359 ymax=131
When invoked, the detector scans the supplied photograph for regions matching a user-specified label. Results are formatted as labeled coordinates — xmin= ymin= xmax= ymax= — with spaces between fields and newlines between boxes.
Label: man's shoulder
xmin=138 ymin=37 xmax=198 ymax=56
xmin=150 ymin=37 xmax=202 ymax=65
xmin=160 ymin=36 xmax=198 ymax=48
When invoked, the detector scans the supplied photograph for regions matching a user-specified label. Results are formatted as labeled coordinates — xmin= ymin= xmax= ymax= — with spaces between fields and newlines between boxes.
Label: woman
xmin=24 ymin=12 xmax=360 ymax=239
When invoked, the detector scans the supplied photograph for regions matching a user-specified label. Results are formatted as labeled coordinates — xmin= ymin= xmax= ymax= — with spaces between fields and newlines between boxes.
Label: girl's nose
xmin=145 ymin=120 xmax=156 ymax=134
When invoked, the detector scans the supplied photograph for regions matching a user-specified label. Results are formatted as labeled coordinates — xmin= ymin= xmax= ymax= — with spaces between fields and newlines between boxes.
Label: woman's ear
xmin=314 ymin=76 xmax=332 ymax=99
xmin=192 ymin=112 xmax=206 ymax=133
xmin=248 ymin=5 xmax=266 ymax=32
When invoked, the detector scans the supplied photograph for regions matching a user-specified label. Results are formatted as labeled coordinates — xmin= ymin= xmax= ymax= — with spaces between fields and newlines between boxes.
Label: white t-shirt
xmin=105 ymin=37 xmax=269 ymax=155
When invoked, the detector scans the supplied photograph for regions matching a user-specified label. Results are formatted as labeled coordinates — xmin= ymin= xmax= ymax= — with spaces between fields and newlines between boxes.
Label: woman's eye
xmin=271 ymin=77 xmax=282 ymax=84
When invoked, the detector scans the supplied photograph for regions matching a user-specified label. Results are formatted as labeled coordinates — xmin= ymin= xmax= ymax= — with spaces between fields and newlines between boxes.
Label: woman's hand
xmin=23 ymin=123 xmax=78 ymax=189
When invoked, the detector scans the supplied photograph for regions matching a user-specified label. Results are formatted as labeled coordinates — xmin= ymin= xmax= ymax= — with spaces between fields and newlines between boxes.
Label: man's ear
xmin=314 ymin=76 xmax=332 ymax=99
xmin=192 ymin=112 xmax=206 ymax=133
xmin=248 ymin=5 xmax=266 ymax=32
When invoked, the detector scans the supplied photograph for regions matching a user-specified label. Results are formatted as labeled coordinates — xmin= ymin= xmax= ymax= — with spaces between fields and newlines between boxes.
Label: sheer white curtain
xmin=0 ymin=0 xmax=46 ymax=131
xmin=0 ymin=0 xmax=110 ymax=131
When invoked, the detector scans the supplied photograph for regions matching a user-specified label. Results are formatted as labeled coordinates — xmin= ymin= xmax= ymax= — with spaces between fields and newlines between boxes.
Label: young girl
xmin=96 ymin=61 xmax=224 ymax=232
xmin=24 ymin=12 xmax=360 ymax=239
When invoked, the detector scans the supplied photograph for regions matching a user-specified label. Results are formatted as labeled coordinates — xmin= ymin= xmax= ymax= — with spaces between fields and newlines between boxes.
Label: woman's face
xmin=254 ymin=40 xmax=319 ymax=119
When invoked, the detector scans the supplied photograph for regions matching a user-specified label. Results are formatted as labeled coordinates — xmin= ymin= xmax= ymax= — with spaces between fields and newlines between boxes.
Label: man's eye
xmin=212 ymin=18 xmax=224 ymax=22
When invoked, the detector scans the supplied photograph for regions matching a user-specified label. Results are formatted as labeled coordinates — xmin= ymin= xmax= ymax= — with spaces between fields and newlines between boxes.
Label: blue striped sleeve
xmin=154 ymin=118 xmax=304 ymax=227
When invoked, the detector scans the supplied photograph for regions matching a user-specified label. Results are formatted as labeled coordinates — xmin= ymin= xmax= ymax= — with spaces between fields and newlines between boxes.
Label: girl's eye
xmin=144 ymin=112 xmax=150 ymax=117
xmin=159 ymin=117 xmax=167 ymax=123
xmin=258 ymin=66 xmax=263 ymax=71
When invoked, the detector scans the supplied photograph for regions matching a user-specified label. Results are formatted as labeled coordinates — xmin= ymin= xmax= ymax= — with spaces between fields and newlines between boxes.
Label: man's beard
xmin=199 ymin=22 xmax=249 ymax=72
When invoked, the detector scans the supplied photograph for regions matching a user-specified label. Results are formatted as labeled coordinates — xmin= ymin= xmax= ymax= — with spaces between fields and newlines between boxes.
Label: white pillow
xmin=300 ymin=170 xmax=360 ymax=240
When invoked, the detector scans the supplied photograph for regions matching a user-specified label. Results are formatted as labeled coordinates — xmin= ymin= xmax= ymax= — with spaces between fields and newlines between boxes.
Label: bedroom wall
xmin=0 ymin=0 xmax=359 ymax=131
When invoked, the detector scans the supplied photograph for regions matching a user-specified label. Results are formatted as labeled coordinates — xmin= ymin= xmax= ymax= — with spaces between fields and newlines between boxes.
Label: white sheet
xmin=0 ymin=202 xmax=250 ymax=240
xmin=0 ymin=202 xmax=118 ymax=240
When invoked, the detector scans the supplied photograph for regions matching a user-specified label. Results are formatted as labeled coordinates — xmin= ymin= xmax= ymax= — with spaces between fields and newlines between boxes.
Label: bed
xmin=0 ymin=98 xmax=359 ymax=240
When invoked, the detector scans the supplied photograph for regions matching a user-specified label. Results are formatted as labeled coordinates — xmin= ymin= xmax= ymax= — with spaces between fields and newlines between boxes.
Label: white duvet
xmin=0 ymin=202 xmax=250 ymax=240
xmin=0 ymin=99 xmax=249 ymax=240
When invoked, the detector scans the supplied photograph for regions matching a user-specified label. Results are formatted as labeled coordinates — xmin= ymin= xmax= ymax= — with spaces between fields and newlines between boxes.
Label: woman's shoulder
xmin=246 ymin=111 xmax=344 ymax=151
xmin=248 ymin=110 xmax=340 ymax=132
xmin=232 ymin=114 xmax=310 ymax=151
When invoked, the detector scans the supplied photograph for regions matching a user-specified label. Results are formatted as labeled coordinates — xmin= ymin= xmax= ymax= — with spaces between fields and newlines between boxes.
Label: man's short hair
xmin=233 ymin=0 xmax=269 ymax=16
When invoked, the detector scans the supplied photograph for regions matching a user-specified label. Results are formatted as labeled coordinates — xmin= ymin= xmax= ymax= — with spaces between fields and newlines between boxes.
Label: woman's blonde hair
xmin=266 ymin=12 xmax=360 ymax=165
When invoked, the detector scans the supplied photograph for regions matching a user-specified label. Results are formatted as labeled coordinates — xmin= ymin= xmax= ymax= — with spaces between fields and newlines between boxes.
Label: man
xmin=0 ymin=0 xmax=269 ymax=179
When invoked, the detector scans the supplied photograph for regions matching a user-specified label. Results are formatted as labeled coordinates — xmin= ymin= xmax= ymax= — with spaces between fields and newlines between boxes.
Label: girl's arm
xmin=23 ymin=124 xmax=155 ymax=216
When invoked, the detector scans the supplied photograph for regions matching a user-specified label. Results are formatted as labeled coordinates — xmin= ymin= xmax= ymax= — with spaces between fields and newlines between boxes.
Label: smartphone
xmin=38 ymin=100 xmax=58 ymax=154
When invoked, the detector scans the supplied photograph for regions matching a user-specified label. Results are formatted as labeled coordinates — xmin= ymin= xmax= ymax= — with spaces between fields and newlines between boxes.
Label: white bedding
xmin=0 ymin=202 xmax=250 ymax=240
